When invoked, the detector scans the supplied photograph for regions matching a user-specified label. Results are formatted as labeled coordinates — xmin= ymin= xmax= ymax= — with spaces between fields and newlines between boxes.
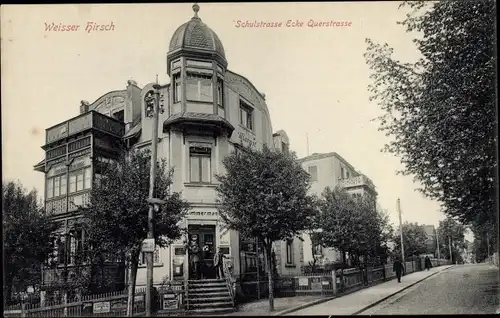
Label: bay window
xmin=217 ymin=78 xmax=224 ymax=106
xmin=47 ymin=174 xmax=67 ymax=199
xmin=69 ymin=167 xmax=92 ymax=193
xmin=173 ymin=73 xmax=181 ymax=103
xmin=186 ymin=73 xmax=213 ymax=102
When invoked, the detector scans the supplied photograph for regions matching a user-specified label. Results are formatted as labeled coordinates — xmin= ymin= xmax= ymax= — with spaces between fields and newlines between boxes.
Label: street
xmin=359 ymin=263 xmax=499 ymax=315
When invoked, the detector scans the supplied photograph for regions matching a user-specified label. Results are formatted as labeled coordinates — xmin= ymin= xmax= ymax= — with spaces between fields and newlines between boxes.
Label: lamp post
xmin=144 ymin=77 xmax=165 ymax=316
xmin=448 ymin=236 xmax=453 ymax=264
xmin=436 ymin=226 xmax=441 ymax=266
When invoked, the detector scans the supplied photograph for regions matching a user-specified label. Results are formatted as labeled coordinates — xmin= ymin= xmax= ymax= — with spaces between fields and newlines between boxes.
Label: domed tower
xmin=165 ymin=3 xmax=233 ymax=138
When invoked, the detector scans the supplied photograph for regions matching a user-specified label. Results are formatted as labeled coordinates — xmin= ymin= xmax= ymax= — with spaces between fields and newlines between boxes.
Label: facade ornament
xmin=192 ymin=3 xmax=200 ymax=19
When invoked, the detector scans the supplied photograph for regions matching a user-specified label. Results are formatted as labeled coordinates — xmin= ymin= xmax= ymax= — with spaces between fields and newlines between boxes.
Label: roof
xmin=163 ymin=112 xmax=235 ymax=136
xmin=169 ymin=4 xmax=225 ymax=59
xmin=123 ymin=122 xmax=141 ymax=139
xmin=299 ymin=152 xmax=358 ymax=174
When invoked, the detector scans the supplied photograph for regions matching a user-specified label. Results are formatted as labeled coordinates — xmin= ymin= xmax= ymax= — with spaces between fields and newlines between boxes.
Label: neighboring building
xmin=34 ymin=3 xmax=302 ymax=294
xmin=422 ymin=225 xmax=437 ymax=255
xmin=299 ymin=152 xmax=378 ymax=267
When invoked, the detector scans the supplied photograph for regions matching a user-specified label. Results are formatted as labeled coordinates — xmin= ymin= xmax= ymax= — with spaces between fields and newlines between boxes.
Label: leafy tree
xmin=392 ymin=222 xmax=428 ymax=260
xmin=364 ymin=1 xmax=497 ymax=236
xmin=2 ymin=181 xmax=58 ymax=305
xmin=437 ymin=216 xmax=466 ymax=263
xmin=215 ymin=145 xmax=317 ymax=312
xmin=315 ymin=188 xmax=392 ymax=268
xmin=78 ymin=149 xmax=190 ymax=316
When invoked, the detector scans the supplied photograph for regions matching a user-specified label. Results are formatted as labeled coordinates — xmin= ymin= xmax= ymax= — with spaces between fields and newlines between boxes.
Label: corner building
xmin=35 ymin=4 xmax=302 ymax=292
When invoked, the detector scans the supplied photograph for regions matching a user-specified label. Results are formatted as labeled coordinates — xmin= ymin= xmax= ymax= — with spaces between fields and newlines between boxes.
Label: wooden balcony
xmin=45 ymin=111 xmax=125 ymax=146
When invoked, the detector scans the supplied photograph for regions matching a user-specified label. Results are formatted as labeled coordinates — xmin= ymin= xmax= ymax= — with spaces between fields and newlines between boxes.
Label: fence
xmin=3 ymin=284 xmax=186 ymax=318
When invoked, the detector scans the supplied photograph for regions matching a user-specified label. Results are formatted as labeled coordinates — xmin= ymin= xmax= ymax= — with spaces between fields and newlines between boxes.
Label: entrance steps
xmin=186 ymin=279 xmax=235 ymax=315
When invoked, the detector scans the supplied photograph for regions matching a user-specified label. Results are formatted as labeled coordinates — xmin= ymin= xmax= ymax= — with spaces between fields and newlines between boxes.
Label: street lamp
xmin=144 ymin=77 xmax=165 ymax=317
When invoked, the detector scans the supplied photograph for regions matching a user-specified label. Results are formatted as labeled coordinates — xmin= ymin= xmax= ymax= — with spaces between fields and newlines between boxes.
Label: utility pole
xmin=436 ymin=226 xmax=441 ymax=266
xmin=487 ymin=235 xmax=490 ymax=263
xmin=448 ymin=237 xmax=453 ymax=264
xmin=145 ymin=76 xmax=164 ymax=316
xmin=397 ymin=198 xmax=405 ymax=264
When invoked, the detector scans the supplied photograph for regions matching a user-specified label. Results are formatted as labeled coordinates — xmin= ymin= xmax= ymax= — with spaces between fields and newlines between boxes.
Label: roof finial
xmin=192 ymin=3 xmax=200 ymax=18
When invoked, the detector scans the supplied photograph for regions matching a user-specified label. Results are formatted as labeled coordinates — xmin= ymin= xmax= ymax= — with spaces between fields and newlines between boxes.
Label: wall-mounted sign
xmin=141 ymin=238 xmax=155 ymax=252
xmin=93 ymin=301 xmax=110 ymax=314
xmin=237 ymin=131 xmax=256 ymax=149
xmin=298 ymin=277 xmax=309 ymax=286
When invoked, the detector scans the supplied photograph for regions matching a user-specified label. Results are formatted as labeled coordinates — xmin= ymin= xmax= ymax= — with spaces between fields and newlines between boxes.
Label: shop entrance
xmin=187 ymin=225 xmax=216 ymax=280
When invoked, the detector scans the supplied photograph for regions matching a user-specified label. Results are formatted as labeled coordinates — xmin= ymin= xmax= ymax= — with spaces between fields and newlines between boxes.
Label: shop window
xmin=239 ymin=101 xmax=253 ymax=130
xmin=186 ymin=73 xmax=213 ymax=102
xmin=189 ymin=146 xmax=211 ymax=183
xmin=308 ymin=166 xmax=318 ymax=182
xmin=173 ymin=73 xmax=181 ymax=103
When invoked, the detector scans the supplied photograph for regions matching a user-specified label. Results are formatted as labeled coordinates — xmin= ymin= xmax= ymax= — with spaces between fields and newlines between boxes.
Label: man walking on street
xmin=393 ymin=258 xmax=405 ymax=283
xmin=424 ymin=256 xmax=432 ymax=271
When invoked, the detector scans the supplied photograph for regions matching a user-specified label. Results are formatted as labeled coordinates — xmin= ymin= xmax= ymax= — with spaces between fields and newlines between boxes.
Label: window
xmin=112 ymin=110 xmax=124 ymax=122
xmin=69 ymin=173 xmax=77 ymax=193
xmin=84 ymin=167 xmax=92 ymax=189
xmin=189 ymin=146 xmax=211 ymax=183
xmin=76 ymin=170 xmax=84 ymax=191
xmin=346 ymin=171 xmax=350 ymax=179
xmin=57 ymin=236 xmax=66 ymax=265
xmin=47 ymin=178 xmax=54 ymax=199
xmin=60 ymin=175 xmax=67 ymax=195
xmin=308 ymin=166 xmax=318 ymax=182
xmin=69 ymin=168 xmax=92 ymax=193
xmin=173 ymin=73 xmax=181 ymax=103
xmin=286 ymin=239 xmax=294 ymax=265
xmin=341 ymin=167 xmax=345 ymax=179
xmin=217 ymin=78 xmax=223 ymax=106
xmin=47 ymin=175 xmax=67 ymax=199
xmin=186 ymin=73 xmax=213 ymax=102
xmin=239 ymin=101 xmax=253 ymax=130
xmin=313 ymin=244 xmax=323 ymax=256
xmin=139 ymin=249 xmax=160 ymax=265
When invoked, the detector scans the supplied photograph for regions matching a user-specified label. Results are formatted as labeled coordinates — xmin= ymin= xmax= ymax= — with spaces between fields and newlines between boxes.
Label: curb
xmin=351 ymin=265 xmax=453 ymax=315
xmin=273 ymin=296 xmax=337 ymax=316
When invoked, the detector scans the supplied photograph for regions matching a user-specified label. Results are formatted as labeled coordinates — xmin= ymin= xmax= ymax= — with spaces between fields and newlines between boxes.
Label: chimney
xmin=127 ymin=79 xmax=138 ymax=87
xmin=80 ymin=100 xmax=90 ymax=114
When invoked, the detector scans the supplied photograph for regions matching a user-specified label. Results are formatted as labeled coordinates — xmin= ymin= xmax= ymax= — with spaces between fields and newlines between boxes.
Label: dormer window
xmin=239 ymin=100 xmax=253 ymax=131
xmin=186 ymin=73 xmax=213 ymax=102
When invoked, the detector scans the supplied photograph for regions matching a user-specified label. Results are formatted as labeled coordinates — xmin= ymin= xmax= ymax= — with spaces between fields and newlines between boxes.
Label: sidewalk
xmin=284 ymin=265 xmax=453 ymax=316
xmin=224 ymin=296 xmax=328 ymax=316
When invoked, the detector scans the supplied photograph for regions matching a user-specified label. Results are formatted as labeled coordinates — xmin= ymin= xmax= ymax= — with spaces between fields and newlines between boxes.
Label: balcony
xmin=45 ymin=111 xmax=125 ymax=146
xmin=338 ymin=174 xmax=376 ymax=193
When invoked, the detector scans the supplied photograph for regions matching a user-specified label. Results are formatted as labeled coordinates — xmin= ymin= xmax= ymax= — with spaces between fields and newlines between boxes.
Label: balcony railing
xmin=338 ymin=175 xmax=376 ymax=192
xmin=46 ymin=111 xmax=125 ymax=145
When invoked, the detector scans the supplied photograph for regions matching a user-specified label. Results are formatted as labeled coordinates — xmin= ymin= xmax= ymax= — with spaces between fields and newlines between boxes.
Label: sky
xmin=1 ymin=3 xmax=470 ymax=239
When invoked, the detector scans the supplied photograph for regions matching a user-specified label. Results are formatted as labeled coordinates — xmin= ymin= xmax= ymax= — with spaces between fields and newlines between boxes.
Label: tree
xmin=78 ymin=149 xmax=190 ymax=316
xmin=364 ymin=1 xmax=497 ymax=236
xmin=437 ymin=216 xmax=466 ymax=263
xmin=2 ymin=181 xmax=58 ymax=305
xmin=215 ymin=145 xmax=317 ymax=312
xmin=393 ymin=222 xmax=428 ymax=260
xmin=315 ymin=188 xmax=392 ymax=268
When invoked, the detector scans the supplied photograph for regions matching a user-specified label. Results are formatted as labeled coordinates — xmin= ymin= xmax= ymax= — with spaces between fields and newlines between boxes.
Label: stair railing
xmin=223 ymin=257 xmax=235 ymax=306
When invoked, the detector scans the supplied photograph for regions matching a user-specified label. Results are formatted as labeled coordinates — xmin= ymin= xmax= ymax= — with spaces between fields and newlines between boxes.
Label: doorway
xmin=187 ymin=225 xmax=216 ymax=280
